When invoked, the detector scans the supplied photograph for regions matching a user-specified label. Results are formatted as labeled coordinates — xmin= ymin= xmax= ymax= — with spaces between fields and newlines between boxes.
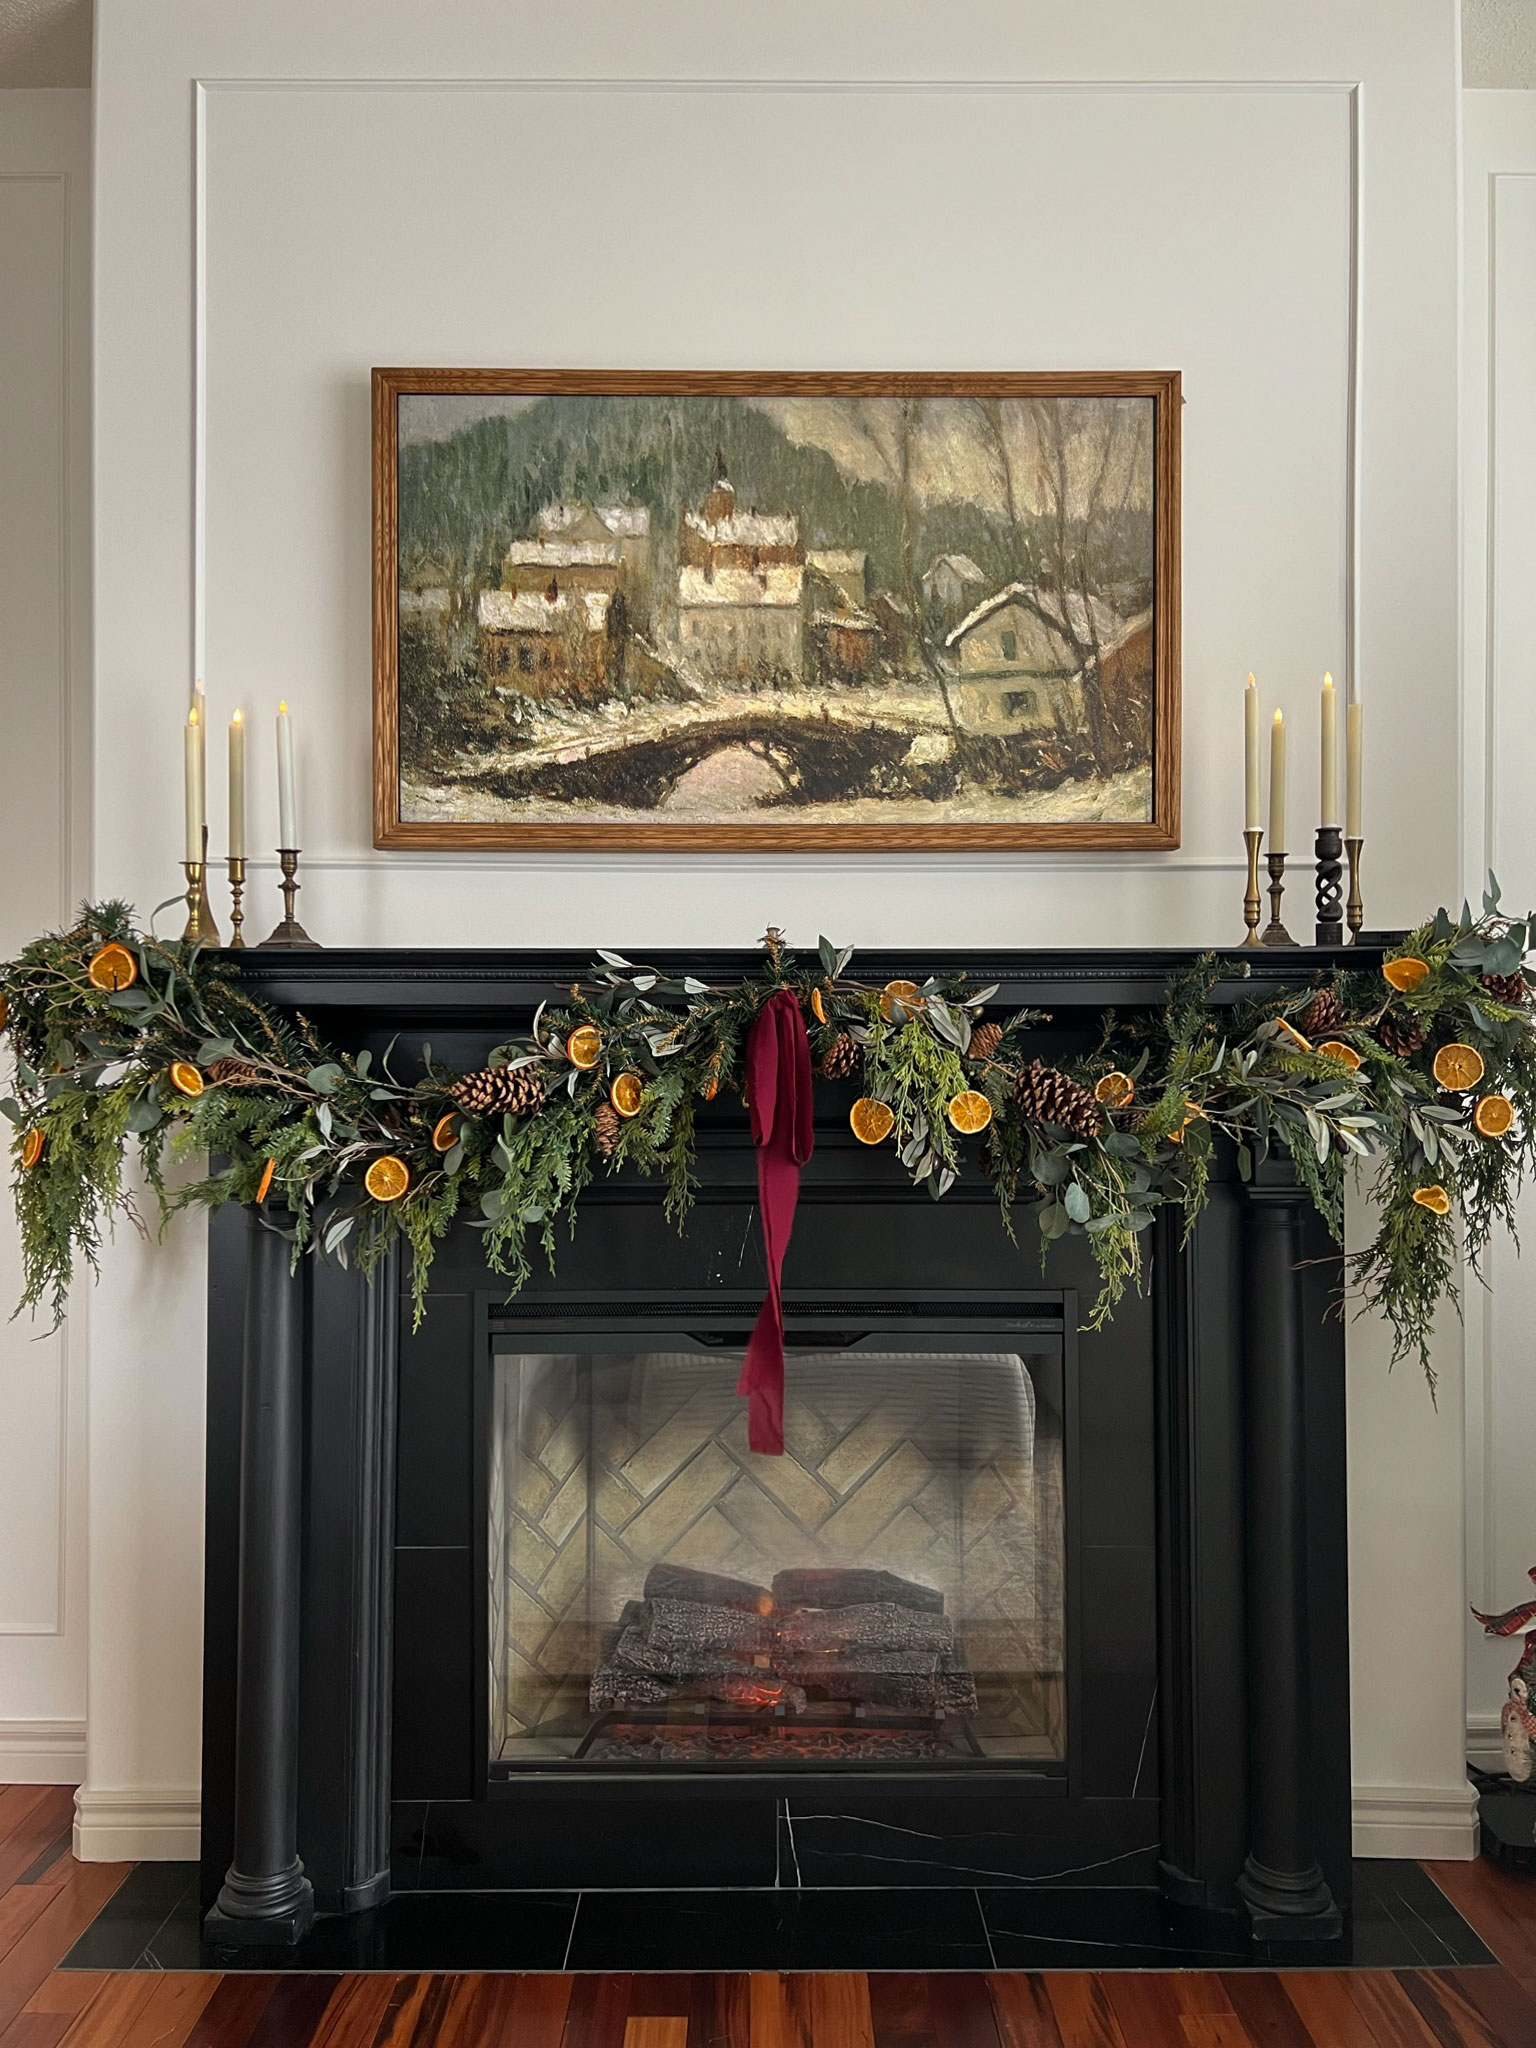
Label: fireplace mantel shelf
xmin=229 ymin=939 xmax=1390 ymax=1019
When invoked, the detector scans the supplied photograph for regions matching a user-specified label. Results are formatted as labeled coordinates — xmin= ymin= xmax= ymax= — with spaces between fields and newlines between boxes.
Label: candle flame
xmin=232 ymin=708 xmax=244 ymax=726
xmin=188 ymin=704 xmax=200 ymax=727
xmin=1273 ymin=708 xmax=1284 ymax=726
xmin=278 ymin=700 xmax=288 ymax=715
xmin=1246 ymin=672 xmax=1255 ymax=686
xmin=1322 ymin=671 xmax=1334 ymax=688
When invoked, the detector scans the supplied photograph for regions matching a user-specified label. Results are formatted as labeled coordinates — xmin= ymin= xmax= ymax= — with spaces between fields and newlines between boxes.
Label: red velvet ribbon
xmin=737 ymin=989 xmax=814 ymax=1454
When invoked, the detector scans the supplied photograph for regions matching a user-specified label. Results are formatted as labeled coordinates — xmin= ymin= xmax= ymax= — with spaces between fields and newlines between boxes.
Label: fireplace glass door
xmin=488 ymin=1336 xmax=1066 ymax=1770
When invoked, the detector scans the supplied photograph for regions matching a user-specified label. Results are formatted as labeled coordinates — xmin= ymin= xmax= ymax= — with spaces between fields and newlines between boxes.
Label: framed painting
xmin=372 ymin=369 xmax=1180 ymax=850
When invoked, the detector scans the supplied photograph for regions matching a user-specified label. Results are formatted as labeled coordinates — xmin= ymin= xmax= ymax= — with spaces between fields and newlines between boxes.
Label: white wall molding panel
xmin=1461 ymin=88 xmax=1536 ymax=1777
xmin=86 ymin=0 xmax=1465 ymax=1854
xmin=0 ymin=86 xmax=91 ymax=1783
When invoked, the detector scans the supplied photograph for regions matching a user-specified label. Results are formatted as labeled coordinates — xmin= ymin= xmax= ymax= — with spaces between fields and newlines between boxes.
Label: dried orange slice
xmin=87 ymin=942 xmax=137 ymax=992
xmin=609 ymin=1071 xmax=644 ymax=1119
xmin=850 ymin=1097 xmax=895 ymax=1144
xmin=1094 ymin=1071 xmax=1136 ymax=1108
xmin=565 ymin=1024 xmax=602 ymax=1069
xmin=880 ymin=979 xmax=923 ymax=1020
xmin=1275 ymin=1018 xmax=1313 ymax=1053
xmin=945 ymin=1090 xmax=993 ymax=1134
xmin=255 ymin=1157 xmax=276 ymax=1204
xmin=810 ymin=987 xmax=828 ymax=1025
xmin=1432 ymin=1042 xmax=1486 ymax=1092
xmin=364 ymin=1154 xmax=410 ymax=1202
xmin=169 ymin=1061 xmax=205 ymax=1098
xmin=1316 ymin=1040 xmax=1363 ymax=1070
xmin=431 ymin=1112 xmax=459 ymax=1153
xmin=19 ymin=1128 xmax=45 ymax=1170
xmin=703 ymin=1074 xmax=720 ymax=1102
xmin=1167 ymin=1102 xmax=1205 ymax=1145
xmin=1383 ymin=956 xmax=1430 ymax=994
xmin=1412 ymin=1184 xmax=1452 ymax=1215
xmin=1474 ymin=1093 xmax=1515 ymax=1138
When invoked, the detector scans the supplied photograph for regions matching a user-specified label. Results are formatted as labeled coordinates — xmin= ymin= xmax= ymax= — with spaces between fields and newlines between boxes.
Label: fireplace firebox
xmin=199 ymin=946 xmax=1356 ymax=1944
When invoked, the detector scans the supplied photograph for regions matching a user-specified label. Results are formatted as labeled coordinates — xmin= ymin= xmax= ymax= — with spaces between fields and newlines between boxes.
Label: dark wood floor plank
xmin=498 ymin=1975 xmax=576 ymax=2048
xmin=1102 ymin=1975 xmax=1189 ymax=2048
xmin=402 ymin=1975 xmax=494 ymax=2048
xmin=180 ymin=1977 xmax=276 ymax=2048
xmin=306 ymin=1977 xmax=401 ymax=2048
xmin=622 ymin=2022 xmax=689 ymax=2048
xmin=561 ymin=1971 xmax=633 ymax=2048
xmin=1215 ymin=1975 xmax=1315 ymax=2048
xmin=685 ymin=1974 xmax=746 ymax=2048
xmin=0 ymin=1862 xmax=131 ymax=2039
xmin=0 ymin=2018 xmax=72 ymax=2048
xmin=83 ymin=1972 xmax=217 ymax=2048
xmin=0 ymin=1892 xmax=62 ymax=1971
xmin=869 ymin=1973 xmax=936 ymax=2048
xmin=1179 ymin=2020 xmax=1258 ymax=2048
xmin=242 ymin=1976 xmax=340 ymax=2048
xmin=1163 ymin=1979 xmax=1238 ymax=2020
xmin=16 ymin=1975 xmax=105 ymax=2019
xmin=628 ymin=1978 xmax=698 ymax=2020
xmin=1281 ymin=1968 xmax=1439 ymax=2048
xmin=1416 ymin=1966 xmax=1536 ymax=2048
xmin=0 ymin=1795 xmax=76 ymax=1896
xmin=52 ymin=1976 xmax=159 ymax=2046
xmin=747 ymin=1975 xmax=809 ymax=2048
xmin=987 ymin=1975 xmax=1065 ymax=2048
xmin=1041 ymin=1977 xmax=1128 ymax=2048
xmin=929 ymin=1973 xmax=1005 ymax=2048
xmin=795 ymin=1976 xmax=876 ymax=2048
xmin=1424 ymin=1862 xmax=1536 ymax=1982
xmin=1393 ymin=1970 xmax=1498 ymax=2048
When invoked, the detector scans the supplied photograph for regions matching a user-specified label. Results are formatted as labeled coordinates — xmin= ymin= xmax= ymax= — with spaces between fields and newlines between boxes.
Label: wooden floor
xmin=3 ymin=1785 xmax=1536 ymax=2047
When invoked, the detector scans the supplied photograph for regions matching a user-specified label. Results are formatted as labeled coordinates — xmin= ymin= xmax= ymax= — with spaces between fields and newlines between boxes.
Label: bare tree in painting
xmin=842 ymin=397 xmax=963 ymax=735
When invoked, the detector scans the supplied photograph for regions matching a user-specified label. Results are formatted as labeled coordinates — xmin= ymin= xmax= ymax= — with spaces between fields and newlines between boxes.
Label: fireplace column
xmin=1235 ymin=1164 xmax=1342 ymax=1941
xmin=204 ymin=1207 xmax=315 ymax=1946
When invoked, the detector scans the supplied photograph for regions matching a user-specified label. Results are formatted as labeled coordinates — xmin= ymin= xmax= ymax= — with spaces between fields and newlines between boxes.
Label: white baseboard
xmin=1352 ymin=1781 xmax=1481 ymax=1860
xmin=72 ymin=1785 xmax=200 ymax=1862
xmin=1468 ymin=1713 xmax=1505 ymax=1772
xmin=0 ymin=1718 xmax=85 ymax=1783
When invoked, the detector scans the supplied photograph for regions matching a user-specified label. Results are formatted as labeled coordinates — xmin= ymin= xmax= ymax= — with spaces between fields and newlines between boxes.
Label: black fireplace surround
xmin=198 ymin=946 xmax=1358 ymax=1948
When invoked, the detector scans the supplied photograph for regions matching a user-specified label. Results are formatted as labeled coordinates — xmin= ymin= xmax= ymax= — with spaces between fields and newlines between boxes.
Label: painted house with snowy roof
xmin=943 ymin=583 xmax=1121 ymax=735
xmin=674 ymin=454 xmax=805 ymax=681
xmin=536 ymin=502 xmax=653 ymax=624
xmin=478 ymin=580 xmax=625 ymax=703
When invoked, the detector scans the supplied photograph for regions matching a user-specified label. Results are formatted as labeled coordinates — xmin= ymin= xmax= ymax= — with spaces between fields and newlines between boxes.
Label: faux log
xmin=646 ymin=1599 xmax=773 ymax=1659
xmin=775 ymin=1602 xmax=955 ymax=1655
xmin=644 ymin=1562 xmax=773 ymax=1613
xmin=772 ymin=1568 xmax=945 ymax=1613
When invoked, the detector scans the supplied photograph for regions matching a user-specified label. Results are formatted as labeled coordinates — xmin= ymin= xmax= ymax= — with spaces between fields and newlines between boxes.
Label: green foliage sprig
xmin=4 ymin=894 xmax=1534 ymax=1388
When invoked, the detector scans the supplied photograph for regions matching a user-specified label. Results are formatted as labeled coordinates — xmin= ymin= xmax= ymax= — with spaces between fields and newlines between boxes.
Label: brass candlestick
xmin=1242 ymin=828 xmax=1264 ymax=945
xmin=181 ymin=825 xmax=222 ymax=946
xmin=1261 ymin=851 xmax=1298 ymax=947
xmin=1314 ymin=824 xmax=1344 ymax=946
xmin=259 ymin=849 xmax=320 ymax=949
xmin=226 ymin=856 xmax=248 ymax=949
xmin=1345 ymin=836 xmax=1364 ymax=941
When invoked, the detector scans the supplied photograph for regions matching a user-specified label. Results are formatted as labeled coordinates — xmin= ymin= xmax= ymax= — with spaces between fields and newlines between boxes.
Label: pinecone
xmin=1014 ymin=1059 xmax=1105 ymax=1139
xmin=1377 ymin=1011 xmax=1427 ymax=1060
xmin=593 ymin=1101 xmax=622 ymax=1157
xmin=1482 ymin=971 xmax=1531 ymax=1008
xmin=819 ymin=1033 xmax=861 ymax=1081
xmin=968 ymin=1020 xmax=1004 ymax=1062
xmin=207 ymin=1055 xmax=265 ymax=1087
xmin=1298 ymin=987 xmax=1344 ymax=1037
xmin=450 ymin=1064 xmax=547 ymax=1116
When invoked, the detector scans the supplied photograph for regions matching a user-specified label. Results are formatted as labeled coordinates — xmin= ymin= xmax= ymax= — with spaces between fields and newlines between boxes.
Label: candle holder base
xmin=1314 ymin=825 xmax=1344 ymax=947
xmin=259 ymin=850 xmax=321 ymax=950
xmin=1261 ymin=852 xmax=1299 ymax=948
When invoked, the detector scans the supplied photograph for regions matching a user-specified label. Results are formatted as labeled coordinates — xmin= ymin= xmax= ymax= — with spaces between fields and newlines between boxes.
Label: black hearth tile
xmin=1354 ymin=1859 xmax=1496 ymax=1969
xmin=784 ymin=1887 xmax=993 ymax=1971
xmin=785 ymin=1796 xmax=1159 ymax=1889
xmin=59 ymin=1859 xmax=199 ymax=1970
xmin=564 ymin=1888 xmax=796 ymax=1972
xmin=405 ymin=1790 xmax=779 ymax=1892
xmin=981 ymin=1886 xmax=1260 ymax=1971
xmin=190 ymin=1890 xmax=580 ymax=1973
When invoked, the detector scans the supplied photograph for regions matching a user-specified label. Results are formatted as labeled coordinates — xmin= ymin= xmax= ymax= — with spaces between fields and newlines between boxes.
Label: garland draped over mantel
xmin=4 ymin=892 xmax=1535 ymax=1391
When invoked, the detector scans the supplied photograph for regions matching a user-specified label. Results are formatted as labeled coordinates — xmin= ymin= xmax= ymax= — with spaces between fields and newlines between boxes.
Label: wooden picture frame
xmin=372 ymin=369 xmax=1180 ymax=851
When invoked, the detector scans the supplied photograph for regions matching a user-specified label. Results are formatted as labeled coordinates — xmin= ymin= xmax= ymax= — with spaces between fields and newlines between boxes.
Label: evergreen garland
xmin=4 ymin=890 xmax=1534 ymax=1390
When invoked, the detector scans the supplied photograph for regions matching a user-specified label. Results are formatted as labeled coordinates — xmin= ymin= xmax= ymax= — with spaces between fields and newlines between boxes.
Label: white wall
xmin=1461 ymin=89 xmax=1536 ymax=1775
xmin=0 ymin=88 xmax=91 ymax=1785
xmin=81 ymin=0 xmax=1474 ymax=1856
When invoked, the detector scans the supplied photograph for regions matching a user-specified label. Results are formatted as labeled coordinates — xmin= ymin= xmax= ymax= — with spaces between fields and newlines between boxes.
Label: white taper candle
xmin=276 ymin=700 xmax=297 ymax=848
xmin=1244 ymin=674 xmax=1261 ymax=832
xmin=228 ymin=710 xmax=246 ymax=859
xmin=1268 ymin=708 xmax=1287 ymax=854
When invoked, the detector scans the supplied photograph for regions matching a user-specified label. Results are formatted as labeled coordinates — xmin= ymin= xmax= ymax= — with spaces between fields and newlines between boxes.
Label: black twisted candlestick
xmin=1314 ymin=826 xmax=1343 ymax=946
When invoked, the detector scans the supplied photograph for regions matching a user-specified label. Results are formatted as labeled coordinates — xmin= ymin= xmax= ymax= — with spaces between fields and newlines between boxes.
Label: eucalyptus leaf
xmin=1038 ymin=1202 xmax=1070 ymax=1241
xmin=1064 ymin=1181 xmax=1091 ymax=1223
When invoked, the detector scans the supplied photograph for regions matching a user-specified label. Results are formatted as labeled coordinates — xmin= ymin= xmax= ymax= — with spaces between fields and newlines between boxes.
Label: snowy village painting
xmin=371 ymin=371 xmax=1180 ymax=849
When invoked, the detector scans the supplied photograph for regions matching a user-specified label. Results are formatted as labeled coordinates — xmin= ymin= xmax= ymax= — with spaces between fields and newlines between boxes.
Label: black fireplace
xmin=199 ymin=946 xmax=1354 ymax=1942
